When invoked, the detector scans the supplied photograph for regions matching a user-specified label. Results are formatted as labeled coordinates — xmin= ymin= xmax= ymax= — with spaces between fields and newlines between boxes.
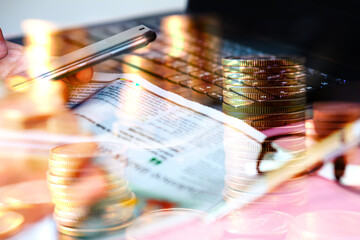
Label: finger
xmin=0 ymin=41 xmax=27 ymax=80
xmin=62 ymin=67 xmax=94 ymax=85
xmin=73 ymin=164 xmax=107 ymax=206
xmin=0 ymin=28 xmax=8 ymax=59
xmin=74 ymin=67 xmax=94 ymax=84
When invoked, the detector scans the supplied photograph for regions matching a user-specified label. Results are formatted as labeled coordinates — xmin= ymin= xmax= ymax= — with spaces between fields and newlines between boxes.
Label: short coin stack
xmin=221 ymin=55 xmax=307 ymax=208
xmin=313 ymin=101 xmax=360 ymax=181
xmin=313 ymin=101 xmax=360 ymax=138
xmin=47 ymin=142 xmax=136 ymax=237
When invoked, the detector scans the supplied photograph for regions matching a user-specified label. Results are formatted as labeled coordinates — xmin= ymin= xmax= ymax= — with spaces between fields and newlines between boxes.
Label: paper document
xmin=70 ymin=73 xmax=266 ymax=209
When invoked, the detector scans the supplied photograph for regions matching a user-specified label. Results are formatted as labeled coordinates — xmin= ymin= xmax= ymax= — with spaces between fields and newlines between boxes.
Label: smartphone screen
xmin=13 ymin=25 xmax=156 ymax=90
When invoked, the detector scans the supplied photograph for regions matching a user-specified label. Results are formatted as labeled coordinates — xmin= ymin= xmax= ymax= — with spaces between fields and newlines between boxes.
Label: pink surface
xmin=268 ymin=175 xmax=360 ymax=215
xmin=221 ymin=175 xmax=360 ymax=239
xmin=133 ymin=175 xmax=360 ymax=239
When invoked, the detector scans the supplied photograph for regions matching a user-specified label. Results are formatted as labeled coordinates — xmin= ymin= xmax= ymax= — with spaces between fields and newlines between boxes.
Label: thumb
xmin=0 ymin=28 xmax=8 ymax=59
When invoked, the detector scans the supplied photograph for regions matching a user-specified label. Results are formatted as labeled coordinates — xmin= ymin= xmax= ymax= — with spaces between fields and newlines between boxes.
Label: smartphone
xmin=14 ymin=25 xmax=156 ymax=89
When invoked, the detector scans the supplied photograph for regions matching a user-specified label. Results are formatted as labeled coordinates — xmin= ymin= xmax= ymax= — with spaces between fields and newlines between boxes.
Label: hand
xmin=0 ymin=30 xmax=106 ymax=210
xmin=0 ymin=28 xmax=93 ymax=85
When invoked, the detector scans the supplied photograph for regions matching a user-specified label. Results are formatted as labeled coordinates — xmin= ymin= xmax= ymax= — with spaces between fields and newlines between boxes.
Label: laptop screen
xmin=186 ymin=0 xmax=360 ymax=81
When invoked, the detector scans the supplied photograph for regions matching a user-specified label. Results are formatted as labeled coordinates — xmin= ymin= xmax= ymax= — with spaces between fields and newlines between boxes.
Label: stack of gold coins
xmin=47 ymin=142 xmax=136 ymax=237
xmin=222 ymin=129 xmax=307 ymax=209
xmin=221 ymin=55 xmax=307 ymax=208
xmin=0 ymin=180 xmax=54 ymax=224
xmin=221 ymin=55 xmax=306 ymax=130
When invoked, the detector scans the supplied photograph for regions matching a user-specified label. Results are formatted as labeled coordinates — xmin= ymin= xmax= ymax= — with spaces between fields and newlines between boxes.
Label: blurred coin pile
xmin=47 ymin=142 xmax=136 ymax=237
xmin=313 ymin=101 xmax=360 ymax=181
xmin=313 ymin=102 xmax=360 ymax=138
xmin=221 ymin=56 xmax=307 ymax=208
xmin=0 ymin=76 xmax=69 ymax=130
xmin=0 ymin=210 xmax=24 ymax=239
xmin=0 ymin=180 xmax=53 ymax=238
xmin=0 ymin=73 xmax=84 ymax=182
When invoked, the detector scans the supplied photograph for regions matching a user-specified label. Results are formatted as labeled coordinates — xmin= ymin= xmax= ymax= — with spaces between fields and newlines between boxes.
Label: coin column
xmin=47 ymin=142 xmax=136 ymax=237
xmin=221 ymin=56 xmax=307 ymax=208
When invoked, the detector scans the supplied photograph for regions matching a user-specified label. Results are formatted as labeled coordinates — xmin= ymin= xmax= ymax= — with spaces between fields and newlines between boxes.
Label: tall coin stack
xmin=47 ymin=142 xmax=136 ymax=237
xmin=221 ymin=55 xmax=307 ymax=208
xmin=221 ymin=55 xmax=306 ymax=127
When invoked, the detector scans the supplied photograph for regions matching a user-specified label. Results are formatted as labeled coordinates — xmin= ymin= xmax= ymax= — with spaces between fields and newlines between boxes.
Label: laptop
xmin=9 ymin=0 xmax=360 ymax=116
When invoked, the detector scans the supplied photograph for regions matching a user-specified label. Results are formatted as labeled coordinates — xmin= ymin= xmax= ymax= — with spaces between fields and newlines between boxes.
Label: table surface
xmin=8 ymin=175 xmax=360 ymax=240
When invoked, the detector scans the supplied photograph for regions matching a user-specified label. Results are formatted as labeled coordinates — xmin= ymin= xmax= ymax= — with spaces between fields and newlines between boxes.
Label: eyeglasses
xmin=257 ymin=132 xmax=305 ymax=174
xmin=258 ymin=132 xmax=360 ymax=194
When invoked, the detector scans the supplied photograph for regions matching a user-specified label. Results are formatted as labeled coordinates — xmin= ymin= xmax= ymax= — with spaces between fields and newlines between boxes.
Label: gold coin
xmin=247 ymin=118 xmax=305 ymax=128
xmin=0 ymin=211 xmax=25 ymax=239
xmin=50 ymin=142 xmax=97 ymax=162
xmin=223 ymin=186 xmax=305 ymax=199
xmin=56 ymin=218 xmax=133 ymax=237
xmin=52 ymin=190 xmax=134 ymax=210
xmin=223 ymin=78 xmax=305 ymax=87
xmin=48 ymin=156 xmax=125 ymax=170
xmin=242 ymin=79 xmax=305 ymax=87
xmin=54 ymin=197 xmax=136 ymax=228
xmin=54 ymin=204 xmax=134 ymax=228
xmin=54 ymin=213 xmax=128 ymax=229
xmin=227 ymin=84 xmax=306 ymax=94
xmin=313 ymin=101 xmax=360 ymax=122
xmin=48 ymin=159 xmax=124 ymax=174
xmin=48 ymin=159 xmax=87 ymax=172
xmin=223 ymin=88 xmax=305 ymax=100
xmin=48 ymin=165 xmax=124 ymax=179
xmin=222 ymin=55 xmax=305 ymax=67
xmin=55 ymin=192 xmax=136 ymax=209
xmin=222 ymin=89 xmax=306 ymax=101
xmin=222 ymin=103 xmax=306 ymax=114
xmin=50 ymin=142 xmax=125 ymax=161
xmin=0 ymin=180 xmax=52 ymax=209
xmin=222 ymin=65 xmax=305 ymax=73
xmin=223 ymin=72 xmax=306 ymax=80
xmin=223 ymin=109 xmax=305 ymax=122
xmin=47 ymin=171 xmax=119 ymax=185
xmin=223 ymin=95 xmax=306 ymax=107
xmin=49 ymin=183 xmax=131 ymax=201
xmin=54 ymin=206 xmax=89 ymax=218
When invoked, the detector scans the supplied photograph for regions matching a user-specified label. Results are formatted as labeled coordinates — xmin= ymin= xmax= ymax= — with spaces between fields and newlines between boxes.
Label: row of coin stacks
xmin=221 ymin=56 xmax=307 ymax=208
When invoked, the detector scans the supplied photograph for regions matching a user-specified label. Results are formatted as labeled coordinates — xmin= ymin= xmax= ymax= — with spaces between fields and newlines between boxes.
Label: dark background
xmin=187 ymin=0 xmax=360 ymax=82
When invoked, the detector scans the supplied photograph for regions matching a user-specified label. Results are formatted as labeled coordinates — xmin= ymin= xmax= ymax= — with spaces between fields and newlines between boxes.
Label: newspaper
xmin=70 ymin=73 xmax=266 ymax=209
